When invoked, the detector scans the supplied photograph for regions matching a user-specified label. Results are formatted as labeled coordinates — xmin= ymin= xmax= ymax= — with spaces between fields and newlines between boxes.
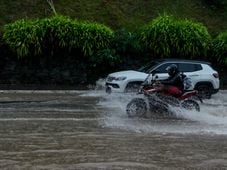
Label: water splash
xmin=83 ymin=86 xmax=227 ymax=135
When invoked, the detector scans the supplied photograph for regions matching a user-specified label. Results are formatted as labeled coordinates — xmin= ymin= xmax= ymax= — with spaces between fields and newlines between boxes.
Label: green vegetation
xmin=3 ymin=15 xmax=114 ymax=58
xmin=0 ymin=0 xmax=227 ymax=34
xmin=211 ymin=31 xmax=227 ymax=64
xmin=140 ymin=14 xmax=211 ymax=59
xmin=0 ymin=0 xmax=227 ymax=87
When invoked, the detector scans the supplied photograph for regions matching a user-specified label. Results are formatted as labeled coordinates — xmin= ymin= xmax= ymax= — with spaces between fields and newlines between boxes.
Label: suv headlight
xmin=115 ymin=76 xmax=127 ymax=81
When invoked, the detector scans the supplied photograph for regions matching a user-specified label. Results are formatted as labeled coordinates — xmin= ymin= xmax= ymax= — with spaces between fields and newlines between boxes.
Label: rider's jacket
xmin=160 ymin=72 xmax=184 ymax=91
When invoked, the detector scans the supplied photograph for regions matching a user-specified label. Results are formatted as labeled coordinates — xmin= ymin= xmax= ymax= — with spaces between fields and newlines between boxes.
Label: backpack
xmin=182 ymin=74 xmax=192 ymax=90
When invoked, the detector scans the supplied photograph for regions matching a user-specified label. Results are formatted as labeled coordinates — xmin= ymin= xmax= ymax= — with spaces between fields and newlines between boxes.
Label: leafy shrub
xmin=110 ymin=28 xmax=147 ymax=69
xmin=90 ymin=28 xmax=145 ymax=77
xmin=3 ymin=15 xmax=114 ymax=58
xmin=211 ymin=32 xmax=227 ymax=64
xmin=112 ymin=29 xmax=141 ymax=56
xmin=140 ymin=14 xmax=211 ymax=59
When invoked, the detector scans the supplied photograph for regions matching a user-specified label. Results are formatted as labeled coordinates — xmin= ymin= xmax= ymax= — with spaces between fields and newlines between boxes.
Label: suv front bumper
xmin=105 ymin=82 xmax=125 ymax=93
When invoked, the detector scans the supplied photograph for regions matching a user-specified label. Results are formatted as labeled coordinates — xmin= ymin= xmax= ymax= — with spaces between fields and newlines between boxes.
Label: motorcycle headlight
xmin=115 ymin=76 xmax=127 ymax=81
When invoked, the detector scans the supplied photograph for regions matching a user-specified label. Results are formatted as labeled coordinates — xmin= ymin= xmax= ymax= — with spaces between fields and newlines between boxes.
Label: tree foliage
xmin=3 ymin=15 xmax=114 ymax=58
xmin=140 ymin=14 xmax=211 ymax=59
xmin=211 ymin=31 xmax=227 ymax=64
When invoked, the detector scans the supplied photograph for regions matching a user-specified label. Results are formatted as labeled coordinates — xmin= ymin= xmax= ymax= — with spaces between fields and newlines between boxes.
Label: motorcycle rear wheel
xmin=181 ymin=99 xmax=200 ymax=112
xmin=126 ymin=98 xmax=147 ymax=118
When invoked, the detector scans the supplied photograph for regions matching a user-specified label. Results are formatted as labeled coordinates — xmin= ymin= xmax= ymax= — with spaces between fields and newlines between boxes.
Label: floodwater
xmin=0 ymin=90 xmax=227 ymax=169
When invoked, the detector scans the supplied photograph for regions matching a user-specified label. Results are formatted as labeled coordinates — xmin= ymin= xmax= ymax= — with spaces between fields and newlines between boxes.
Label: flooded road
xmin=0 ymin=90 xmax=227 ymax=169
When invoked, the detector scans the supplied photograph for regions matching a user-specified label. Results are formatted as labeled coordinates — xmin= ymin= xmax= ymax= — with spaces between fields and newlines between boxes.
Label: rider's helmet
xmin=166 ymin=64 xmax=178 ymax=76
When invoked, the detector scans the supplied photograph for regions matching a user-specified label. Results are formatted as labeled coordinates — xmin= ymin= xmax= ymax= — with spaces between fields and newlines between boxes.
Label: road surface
xmin=0 ymin=90 xmax=227 ymax=169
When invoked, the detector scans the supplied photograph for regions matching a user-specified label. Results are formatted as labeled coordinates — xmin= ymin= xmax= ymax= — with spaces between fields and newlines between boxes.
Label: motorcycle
xmin=126 ymin=74 xmax=203 ymax=118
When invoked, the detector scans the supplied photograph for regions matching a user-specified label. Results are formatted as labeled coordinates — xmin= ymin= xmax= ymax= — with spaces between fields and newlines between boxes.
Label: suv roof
xmin=156 ymin=58 xmax=211 ymax=65
xmin=137 ymin=59 xmax=213 ymax=74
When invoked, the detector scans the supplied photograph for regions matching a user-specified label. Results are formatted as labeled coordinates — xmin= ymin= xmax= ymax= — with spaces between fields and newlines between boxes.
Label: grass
xmin=0 ymin=0 xmax=227 ymax=35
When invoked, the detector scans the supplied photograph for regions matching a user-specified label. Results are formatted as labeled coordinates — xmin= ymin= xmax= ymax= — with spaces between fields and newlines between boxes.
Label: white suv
xmin=105 ymin=59 xmax=220 ymax=98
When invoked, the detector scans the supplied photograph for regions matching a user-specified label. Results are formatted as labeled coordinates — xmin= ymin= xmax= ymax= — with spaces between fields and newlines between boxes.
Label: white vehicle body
xmin=105 ymin=59 xmax=220 ymax=98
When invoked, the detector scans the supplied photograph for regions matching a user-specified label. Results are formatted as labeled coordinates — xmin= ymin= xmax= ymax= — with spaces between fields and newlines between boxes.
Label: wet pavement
xmin=0 ymin=90 xmax=227 ymax=169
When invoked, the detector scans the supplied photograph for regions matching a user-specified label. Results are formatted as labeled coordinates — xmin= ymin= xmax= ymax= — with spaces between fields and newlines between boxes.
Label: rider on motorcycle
xmin=159 ymin=64 xmax=184 ymax=97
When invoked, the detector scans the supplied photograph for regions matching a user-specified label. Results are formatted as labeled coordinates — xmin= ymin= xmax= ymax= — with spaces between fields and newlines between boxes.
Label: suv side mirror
xmin=150 ymin=74 xmax=158 ymax=84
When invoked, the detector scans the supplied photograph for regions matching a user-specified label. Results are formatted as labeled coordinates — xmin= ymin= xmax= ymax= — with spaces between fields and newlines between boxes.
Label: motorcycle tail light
xmin=213 ymin=73 xmax=219 ymax=78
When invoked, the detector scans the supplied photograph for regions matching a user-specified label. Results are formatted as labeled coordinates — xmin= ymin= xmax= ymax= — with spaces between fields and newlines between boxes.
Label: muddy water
xmin=0 ymin=90 xmax=227 ymax=169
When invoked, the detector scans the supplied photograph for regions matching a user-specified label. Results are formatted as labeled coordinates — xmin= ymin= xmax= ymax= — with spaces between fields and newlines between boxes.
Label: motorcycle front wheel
xmin=181 ymin=99 xmax=200 ymax=112
xmin=126 ymin=98 xmax=147 ymax=118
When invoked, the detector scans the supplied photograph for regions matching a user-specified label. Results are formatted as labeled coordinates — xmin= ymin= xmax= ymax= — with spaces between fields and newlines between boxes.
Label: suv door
xmin=177 ymin=62 xmax=203 ymax=89
xmin=177 ymin=63 xmax=202 ymax=73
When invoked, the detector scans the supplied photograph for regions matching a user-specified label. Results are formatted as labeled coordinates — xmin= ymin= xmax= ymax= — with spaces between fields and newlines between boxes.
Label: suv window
xmin=152 ymin=63 xmax=176 ymax=73
xmin=178 ymin=63 xmax=202 ymax=72
xmin=138 ymin=61 xmax=160 ymax=73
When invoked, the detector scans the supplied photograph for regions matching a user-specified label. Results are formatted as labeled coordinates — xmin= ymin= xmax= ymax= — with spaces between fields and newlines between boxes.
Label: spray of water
xmin=84 ymin=79 xmax=227 ymax=135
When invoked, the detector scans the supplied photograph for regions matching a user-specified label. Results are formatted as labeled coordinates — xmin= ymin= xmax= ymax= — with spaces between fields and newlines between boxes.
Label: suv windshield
xmin=138 ymin=61 xmax=159 ymax=73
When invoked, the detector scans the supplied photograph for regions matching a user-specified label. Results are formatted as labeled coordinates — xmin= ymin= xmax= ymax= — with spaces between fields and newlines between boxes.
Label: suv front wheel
xmin=125 ymin=81 xmax=143 ymax=93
